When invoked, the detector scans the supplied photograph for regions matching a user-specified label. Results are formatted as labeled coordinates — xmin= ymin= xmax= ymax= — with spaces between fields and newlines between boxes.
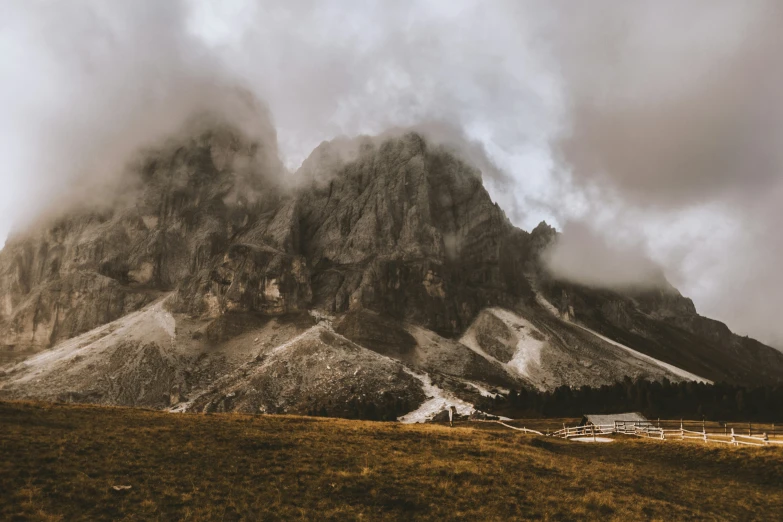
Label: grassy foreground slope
xmin=1 ymin=402 xmax=782 ymax=521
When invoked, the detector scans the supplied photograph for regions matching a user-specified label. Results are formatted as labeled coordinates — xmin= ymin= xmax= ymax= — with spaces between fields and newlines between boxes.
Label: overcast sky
xmin=1 ymin=1 xmax=782 ymax=347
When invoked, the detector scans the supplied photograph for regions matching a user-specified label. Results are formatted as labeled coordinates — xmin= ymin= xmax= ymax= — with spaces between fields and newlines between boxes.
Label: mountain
xmin=1 ymin=119 xmax=782 ymax=420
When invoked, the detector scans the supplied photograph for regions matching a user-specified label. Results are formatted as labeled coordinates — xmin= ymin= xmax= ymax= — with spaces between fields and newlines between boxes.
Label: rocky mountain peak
xmin=2 ymin=122 xmax=783 ymax=413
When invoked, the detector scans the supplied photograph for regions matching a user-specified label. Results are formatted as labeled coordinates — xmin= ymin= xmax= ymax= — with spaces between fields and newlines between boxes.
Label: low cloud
xmin=542 ymin=222 xmax=665 ymax=290
xmin=0 ymin=1 xmax=281 ymax=237
xmin=544 ymin=0 xmax=783 ymax=345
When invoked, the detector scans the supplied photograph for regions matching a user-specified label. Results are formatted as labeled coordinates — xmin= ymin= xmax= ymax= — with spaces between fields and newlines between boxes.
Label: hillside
xmin=2 ymin=401 xmax=782 ymax=521
xmin=1 ymin=119 xmax=783 ymax=419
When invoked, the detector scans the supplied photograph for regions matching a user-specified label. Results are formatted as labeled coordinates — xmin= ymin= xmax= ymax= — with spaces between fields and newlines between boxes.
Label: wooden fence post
xmin=703 ymin=424 xmax=707 ymax=443
xmin=680 ymin=419 xmax=684 ymax=440
xmin=763 ymin=433 xmax=769 ymax=445
xmin=731 ymin=428 xmax=736 ymax=446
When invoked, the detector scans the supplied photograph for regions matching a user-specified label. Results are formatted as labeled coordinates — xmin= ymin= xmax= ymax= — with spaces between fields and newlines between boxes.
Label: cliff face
xmin=297 ymin=133 xmax=533 ymax=337
xmin=1 ymin=121 xmax=781 ymax=417
xmin=0 ymin=124 xmax=308 ymax=354
xmin=0 ymin=125 xmax=531 ymax=353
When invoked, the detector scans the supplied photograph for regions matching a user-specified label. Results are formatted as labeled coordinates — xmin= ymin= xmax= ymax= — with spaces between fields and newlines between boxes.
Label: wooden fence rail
xmin=653 ymin=420 xmax=783 ymax=439
xmin=550 ymin=423 xmax=615 ymax=439
xmin=482 ymin=419 xmax=783 ymax=448
xmin=628 ymin=423 xmax=783 ymax=447
xmin=548 ymin=421 xmax=783 ymax=446
xmin=470 ymin=419 xmax=544 ymax=436
xmin=548 ymin=420 xmax=783 ymax=447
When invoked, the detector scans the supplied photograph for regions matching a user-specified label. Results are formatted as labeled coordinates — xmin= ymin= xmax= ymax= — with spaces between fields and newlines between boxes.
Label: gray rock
xmin=1 ymin=119 xmax=782 ymax=420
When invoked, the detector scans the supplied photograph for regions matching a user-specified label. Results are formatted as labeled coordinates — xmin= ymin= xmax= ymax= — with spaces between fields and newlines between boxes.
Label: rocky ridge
xmin=1 ymin=119 xmax=782 ymax=420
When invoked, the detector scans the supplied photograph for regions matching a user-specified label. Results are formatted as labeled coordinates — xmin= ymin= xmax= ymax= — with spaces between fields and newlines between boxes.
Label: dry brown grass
xmin=1 ymin=401 xmax=782 ymax=521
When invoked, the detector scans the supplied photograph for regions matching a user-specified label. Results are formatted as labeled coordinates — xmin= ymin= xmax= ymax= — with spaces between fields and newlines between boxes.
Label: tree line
xmin=306 ymin=391 xmax=418 ymax=421
xmin=477 ymin=377 xmax=783 ymax=422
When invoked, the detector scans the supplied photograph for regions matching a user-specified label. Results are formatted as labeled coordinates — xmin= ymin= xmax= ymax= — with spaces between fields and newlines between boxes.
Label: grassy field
xmin=1 ymin=402 xmax=782 ymax=521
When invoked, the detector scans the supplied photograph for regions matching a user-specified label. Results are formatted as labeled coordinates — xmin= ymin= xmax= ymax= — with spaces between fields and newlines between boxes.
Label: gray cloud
xmin=2 ymin=0 xmax=783 ymax=346
xmin=542 ymin=222 xmax=665 ymax=290
xmin=540 ymin=1 xmax=783 ymax=346
xmin=553 ymin=1 xmax=782 ymax=205
xmin=0 ymin=0 xmax=280 ymax=235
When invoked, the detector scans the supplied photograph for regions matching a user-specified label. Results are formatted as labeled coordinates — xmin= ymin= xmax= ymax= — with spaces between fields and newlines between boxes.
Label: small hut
xmin=580 ymin=412 xmax=649 ymax=433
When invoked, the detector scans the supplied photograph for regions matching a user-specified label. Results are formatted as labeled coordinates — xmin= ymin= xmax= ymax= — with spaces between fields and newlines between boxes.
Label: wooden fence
xmin=657 ymin=420 xmax=783 ymax=438
xmin=551 ymin=419 xmax=783 ymax=447
xmin=550 ymin=423 xmax=615 ymax=439
xmin=630 ymin=422 xmax=783 ymax=447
